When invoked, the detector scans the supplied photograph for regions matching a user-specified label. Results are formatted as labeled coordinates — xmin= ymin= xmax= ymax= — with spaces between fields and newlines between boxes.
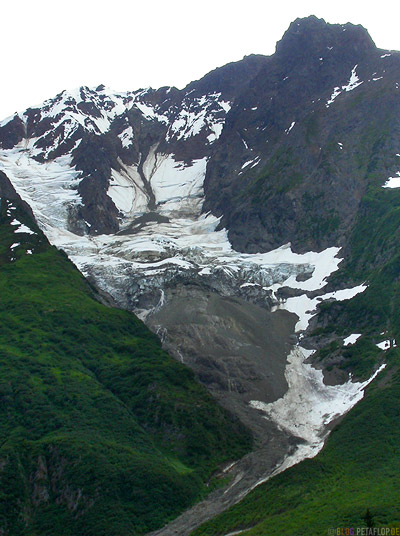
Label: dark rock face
xmin=184 ymin=54 xmax=269 ymax=99
xmin=0 ymin=114 xmax=25 ymax=149
xmin=275 ymin=16 xmax=376 ymax=61
xmin=203 ymin=17 xmax=400 ymax=253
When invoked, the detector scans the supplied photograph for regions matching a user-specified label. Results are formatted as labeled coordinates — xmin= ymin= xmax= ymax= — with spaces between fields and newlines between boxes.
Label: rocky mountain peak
xmin=275 ymin=16 xmax=376 ymax=64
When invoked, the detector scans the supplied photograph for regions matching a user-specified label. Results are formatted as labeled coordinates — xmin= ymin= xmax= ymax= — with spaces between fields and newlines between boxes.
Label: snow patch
xmin=342 ymin=66 xmax=363 ymax=92
xmin=241 ymin=159 xmax=256 ymax=169
xmin=326 ymin=87 xmax=341 ymax=107
xmin=219 ymin=100 xmax=231 ymax=113
xmin=135 ymin=102 xmax=168 ymax=124
xmin=207 ymin=122 xmax=224 ymax=143
xmin=383 ymin=172 xmax=400 ymax=188
xmin=274 ymin=283 xmax=367 ymax=332
xmin=285 ymin=121 xmax=295 ymax=134
xmin=326 ymin=65 xmax=363 ymax=107
xmin=376 ymin=339 xmax=396 ymax=350
xmin=166 ymin=94 xmax=230 ymax=142
xmin=343 ymin=333 xmax=362 ymax=346
xmin=15 ymin=223 xmax=35 ymax=235
xmin=118 ymin=126 xmax=134 ymax=148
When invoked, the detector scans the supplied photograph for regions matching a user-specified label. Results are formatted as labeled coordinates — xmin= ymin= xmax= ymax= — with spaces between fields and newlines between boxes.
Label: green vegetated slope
xmin=192 ymin=187 xmax=400 ymax=534
xmin=0 ymin=196 xmax=251 ymax=536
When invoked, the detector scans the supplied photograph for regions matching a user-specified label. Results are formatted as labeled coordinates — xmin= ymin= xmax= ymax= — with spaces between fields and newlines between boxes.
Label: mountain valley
xmin=1 ymin=15 xmax=400 ymax=535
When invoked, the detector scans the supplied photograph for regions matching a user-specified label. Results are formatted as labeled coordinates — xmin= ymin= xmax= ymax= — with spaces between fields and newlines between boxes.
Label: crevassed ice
xmin=1 ymin=136 xmax=366 ymax=333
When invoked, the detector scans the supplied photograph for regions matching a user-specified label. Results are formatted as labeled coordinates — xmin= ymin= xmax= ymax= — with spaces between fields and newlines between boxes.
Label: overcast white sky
xmin=1 ymin=0 xmax=399 ymax=119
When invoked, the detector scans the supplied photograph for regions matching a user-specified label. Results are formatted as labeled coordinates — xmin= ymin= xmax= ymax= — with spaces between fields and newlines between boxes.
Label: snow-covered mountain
xmin=0 ymin=16 xmax=398 ymax=530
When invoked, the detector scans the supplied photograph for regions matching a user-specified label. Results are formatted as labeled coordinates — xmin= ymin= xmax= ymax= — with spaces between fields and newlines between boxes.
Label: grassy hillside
xmin=0 ymin=196 xmax=251 ymax=536
xmin=191 ymin=185 xmax=400 ymax=534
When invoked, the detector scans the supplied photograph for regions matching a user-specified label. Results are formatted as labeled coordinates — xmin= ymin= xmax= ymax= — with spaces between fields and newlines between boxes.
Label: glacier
xmin=0 ymin=86 xmax=382 ymax=524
